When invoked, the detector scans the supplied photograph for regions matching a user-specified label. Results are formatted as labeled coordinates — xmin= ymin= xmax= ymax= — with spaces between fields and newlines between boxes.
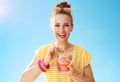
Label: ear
xmin=50 ymin=26 xmax=53 ymax=32
xmin=70 ymin=25 xmax=73 ymax=32
xmin=50 ymin=22 xmax=53 ymax=32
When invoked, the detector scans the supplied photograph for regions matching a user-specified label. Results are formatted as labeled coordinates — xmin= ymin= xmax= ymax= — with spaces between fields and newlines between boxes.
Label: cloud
xmin=0 ymin=0 xmax=16 ymax=20
xmin=0 ymin=2 xmax=6 ymax=19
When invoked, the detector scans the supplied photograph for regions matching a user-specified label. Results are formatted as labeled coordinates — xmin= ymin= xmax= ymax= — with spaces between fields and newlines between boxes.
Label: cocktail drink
xmin=57 ymin=52 xmax=73 ymax=74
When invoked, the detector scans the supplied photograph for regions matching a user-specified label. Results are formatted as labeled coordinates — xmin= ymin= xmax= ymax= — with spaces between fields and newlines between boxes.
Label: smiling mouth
xmin=58 ymin=34 xmax=66 ymax=38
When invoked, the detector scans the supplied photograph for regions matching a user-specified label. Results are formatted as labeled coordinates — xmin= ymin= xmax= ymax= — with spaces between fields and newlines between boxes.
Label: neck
xmin=55 ymin=41 xmax=69 ymax=50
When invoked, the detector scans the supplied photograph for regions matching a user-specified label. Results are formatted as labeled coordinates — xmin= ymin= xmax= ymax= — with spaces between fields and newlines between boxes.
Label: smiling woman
xmin=20 ymin=1 xmax=95 ymax=82
xmin=51 ymin=14 xmax=73 ymax=43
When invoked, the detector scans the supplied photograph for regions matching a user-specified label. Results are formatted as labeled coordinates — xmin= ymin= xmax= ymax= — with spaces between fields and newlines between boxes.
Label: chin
xmin=55 ymin=35 xmax=69 ymax=43
xmin=57 ymin=38 xmax=68 ymax=43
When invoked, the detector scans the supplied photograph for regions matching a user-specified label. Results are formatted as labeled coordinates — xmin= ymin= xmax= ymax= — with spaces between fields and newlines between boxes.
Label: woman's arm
xmin=20 ymin=56 xmax=41 ymax=82
xmin=20 ymin=45 xmax=65 ymax=82
xmin=70 ymin=64 xmax=95 ymax=82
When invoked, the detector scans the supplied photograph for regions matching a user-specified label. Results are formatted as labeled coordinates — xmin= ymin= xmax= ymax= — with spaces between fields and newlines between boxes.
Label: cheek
xmin=65 ymin=29 xmax=71 ymax=34
xmin=52 ymin=28 xmax=57 ymax=34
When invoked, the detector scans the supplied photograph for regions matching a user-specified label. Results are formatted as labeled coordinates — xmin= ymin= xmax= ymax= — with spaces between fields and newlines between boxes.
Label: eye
xmin=64 ymin=24 xmax=69 ymax=27
xmin=55 ymin=24 xmax=60 ymax=27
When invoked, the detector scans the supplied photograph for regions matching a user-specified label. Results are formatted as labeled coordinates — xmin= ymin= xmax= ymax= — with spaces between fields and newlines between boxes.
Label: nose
xmin=59 ymin=25 xmax=65 ymax=32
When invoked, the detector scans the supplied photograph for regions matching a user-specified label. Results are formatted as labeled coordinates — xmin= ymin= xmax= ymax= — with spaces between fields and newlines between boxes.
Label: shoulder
xmin=34 ymin=43 xmax=53 ymax=59
xmin=73 ymin=44 xmax=92 ymax=67
xmin=73 ymin=44 xmax=92 ymax=58
xmin=73 ymin=44 xmax=87 ymax=53
xmin=35 ymin=43 xmax=53 ymax=52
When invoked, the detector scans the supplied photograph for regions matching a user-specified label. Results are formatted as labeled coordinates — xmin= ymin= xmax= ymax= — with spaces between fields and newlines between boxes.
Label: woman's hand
xmin=61 ymin=64 xmax=74 ymax=76
xmin=44 ymin=45 xmax=63 ymax=66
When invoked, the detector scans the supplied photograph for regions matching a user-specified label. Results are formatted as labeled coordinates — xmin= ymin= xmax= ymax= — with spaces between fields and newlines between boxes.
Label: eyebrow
xmin=64 ymin=23 xmax=69 ymax=24
xmin=55 ymin=23 xmax=69 ymax=24
xmin=55 ymin=23 xmax=60 ymax=24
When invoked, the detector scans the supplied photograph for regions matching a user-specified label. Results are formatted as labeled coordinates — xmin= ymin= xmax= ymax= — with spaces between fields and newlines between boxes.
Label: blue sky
xmin=0 ymin=0 xmax=120 ymax=82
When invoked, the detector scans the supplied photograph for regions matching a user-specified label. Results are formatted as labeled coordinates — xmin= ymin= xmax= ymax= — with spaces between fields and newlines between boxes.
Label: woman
xmin=20 ymin=2 xmax=95 ymax=82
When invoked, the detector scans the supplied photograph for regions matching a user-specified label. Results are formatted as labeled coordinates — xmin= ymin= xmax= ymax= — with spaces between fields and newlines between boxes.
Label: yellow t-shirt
xmin=35 ymin=43 xmax=92 ymax=82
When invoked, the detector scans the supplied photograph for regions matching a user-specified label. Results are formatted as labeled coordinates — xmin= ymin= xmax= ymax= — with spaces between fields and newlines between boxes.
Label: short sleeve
xmin=34 ymin=46 xmax=46 ymax=59
xmin=34 ymin=44 xmax=53 ymax=59
xmin=84 ymin=50 xmax=92 ymax=67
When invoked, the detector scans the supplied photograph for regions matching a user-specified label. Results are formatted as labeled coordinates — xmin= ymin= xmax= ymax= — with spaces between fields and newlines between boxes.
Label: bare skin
xmin=20 ymin=14 xmax=95 ymax=82
xmin=20 ymin=50 xmax=94 ymax=82
xmin=20 ymin=46 xmax=63 ymax=82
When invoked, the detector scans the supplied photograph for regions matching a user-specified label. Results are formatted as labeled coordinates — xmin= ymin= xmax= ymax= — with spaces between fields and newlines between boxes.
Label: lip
xmin=57 ymin=33 xmax=66 ymax=37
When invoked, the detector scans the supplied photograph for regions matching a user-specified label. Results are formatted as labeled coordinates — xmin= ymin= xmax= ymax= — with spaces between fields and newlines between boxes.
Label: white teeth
xmin=59 ymin=34 xmax=66 ymax=36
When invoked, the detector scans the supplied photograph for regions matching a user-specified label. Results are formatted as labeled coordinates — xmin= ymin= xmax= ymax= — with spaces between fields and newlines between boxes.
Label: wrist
xmin=69 ymin=69 xmax=75 ymax=76
xmin=70 ymin=70 xmax=74 ymax=76
xmin=44 ymin=58 xmax=50 ymax=66
xmin=38 ymin=59 xmax=50 ymax=72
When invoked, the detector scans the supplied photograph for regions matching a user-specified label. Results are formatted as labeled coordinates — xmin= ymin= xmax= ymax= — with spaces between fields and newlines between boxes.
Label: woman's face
xmin=51 ymin=14 xmax=73 ymax=43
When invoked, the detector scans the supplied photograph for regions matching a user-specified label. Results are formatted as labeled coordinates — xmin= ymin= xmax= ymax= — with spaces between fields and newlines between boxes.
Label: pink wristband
xmin=37 ymin=59 xmax=50 ymax=72
xmin=42 ymin=59 xmax=50 ymax=69
xmin=38 ymin=60 xmax=46 ymax=72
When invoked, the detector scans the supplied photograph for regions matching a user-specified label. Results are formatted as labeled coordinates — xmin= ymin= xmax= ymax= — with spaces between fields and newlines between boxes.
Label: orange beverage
xmin=57 ymin=53 xmax=73 ymax=74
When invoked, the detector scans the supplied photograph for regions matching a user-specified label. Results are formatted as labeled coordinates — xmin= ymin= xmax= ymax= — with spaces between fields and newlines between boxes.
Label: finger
xmin=51 ymin=49 xmax=56 ymax=57
xmin=50 ymin=46 xmax=57 ymax=58
xmin=58 ymin=47 xmax=64 ymax=52
xmin=67 ymin=65 xmax=73 ymax=71
xmin=54 ymin=46 xmax=58 ymax=52
xmin=47 ymin=48 xmax=54 ymax=59
xmin=53 ymin=46 xmax=60 ymax=55
xmin=55 ymin=46 xmax=64 ymax=53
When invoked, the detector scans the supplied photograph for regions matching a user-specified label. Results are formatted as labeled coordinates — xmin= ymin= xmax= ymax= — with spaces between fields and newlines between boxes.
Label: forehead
xmin=53 ymin=14 xmax=71 ymax=23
